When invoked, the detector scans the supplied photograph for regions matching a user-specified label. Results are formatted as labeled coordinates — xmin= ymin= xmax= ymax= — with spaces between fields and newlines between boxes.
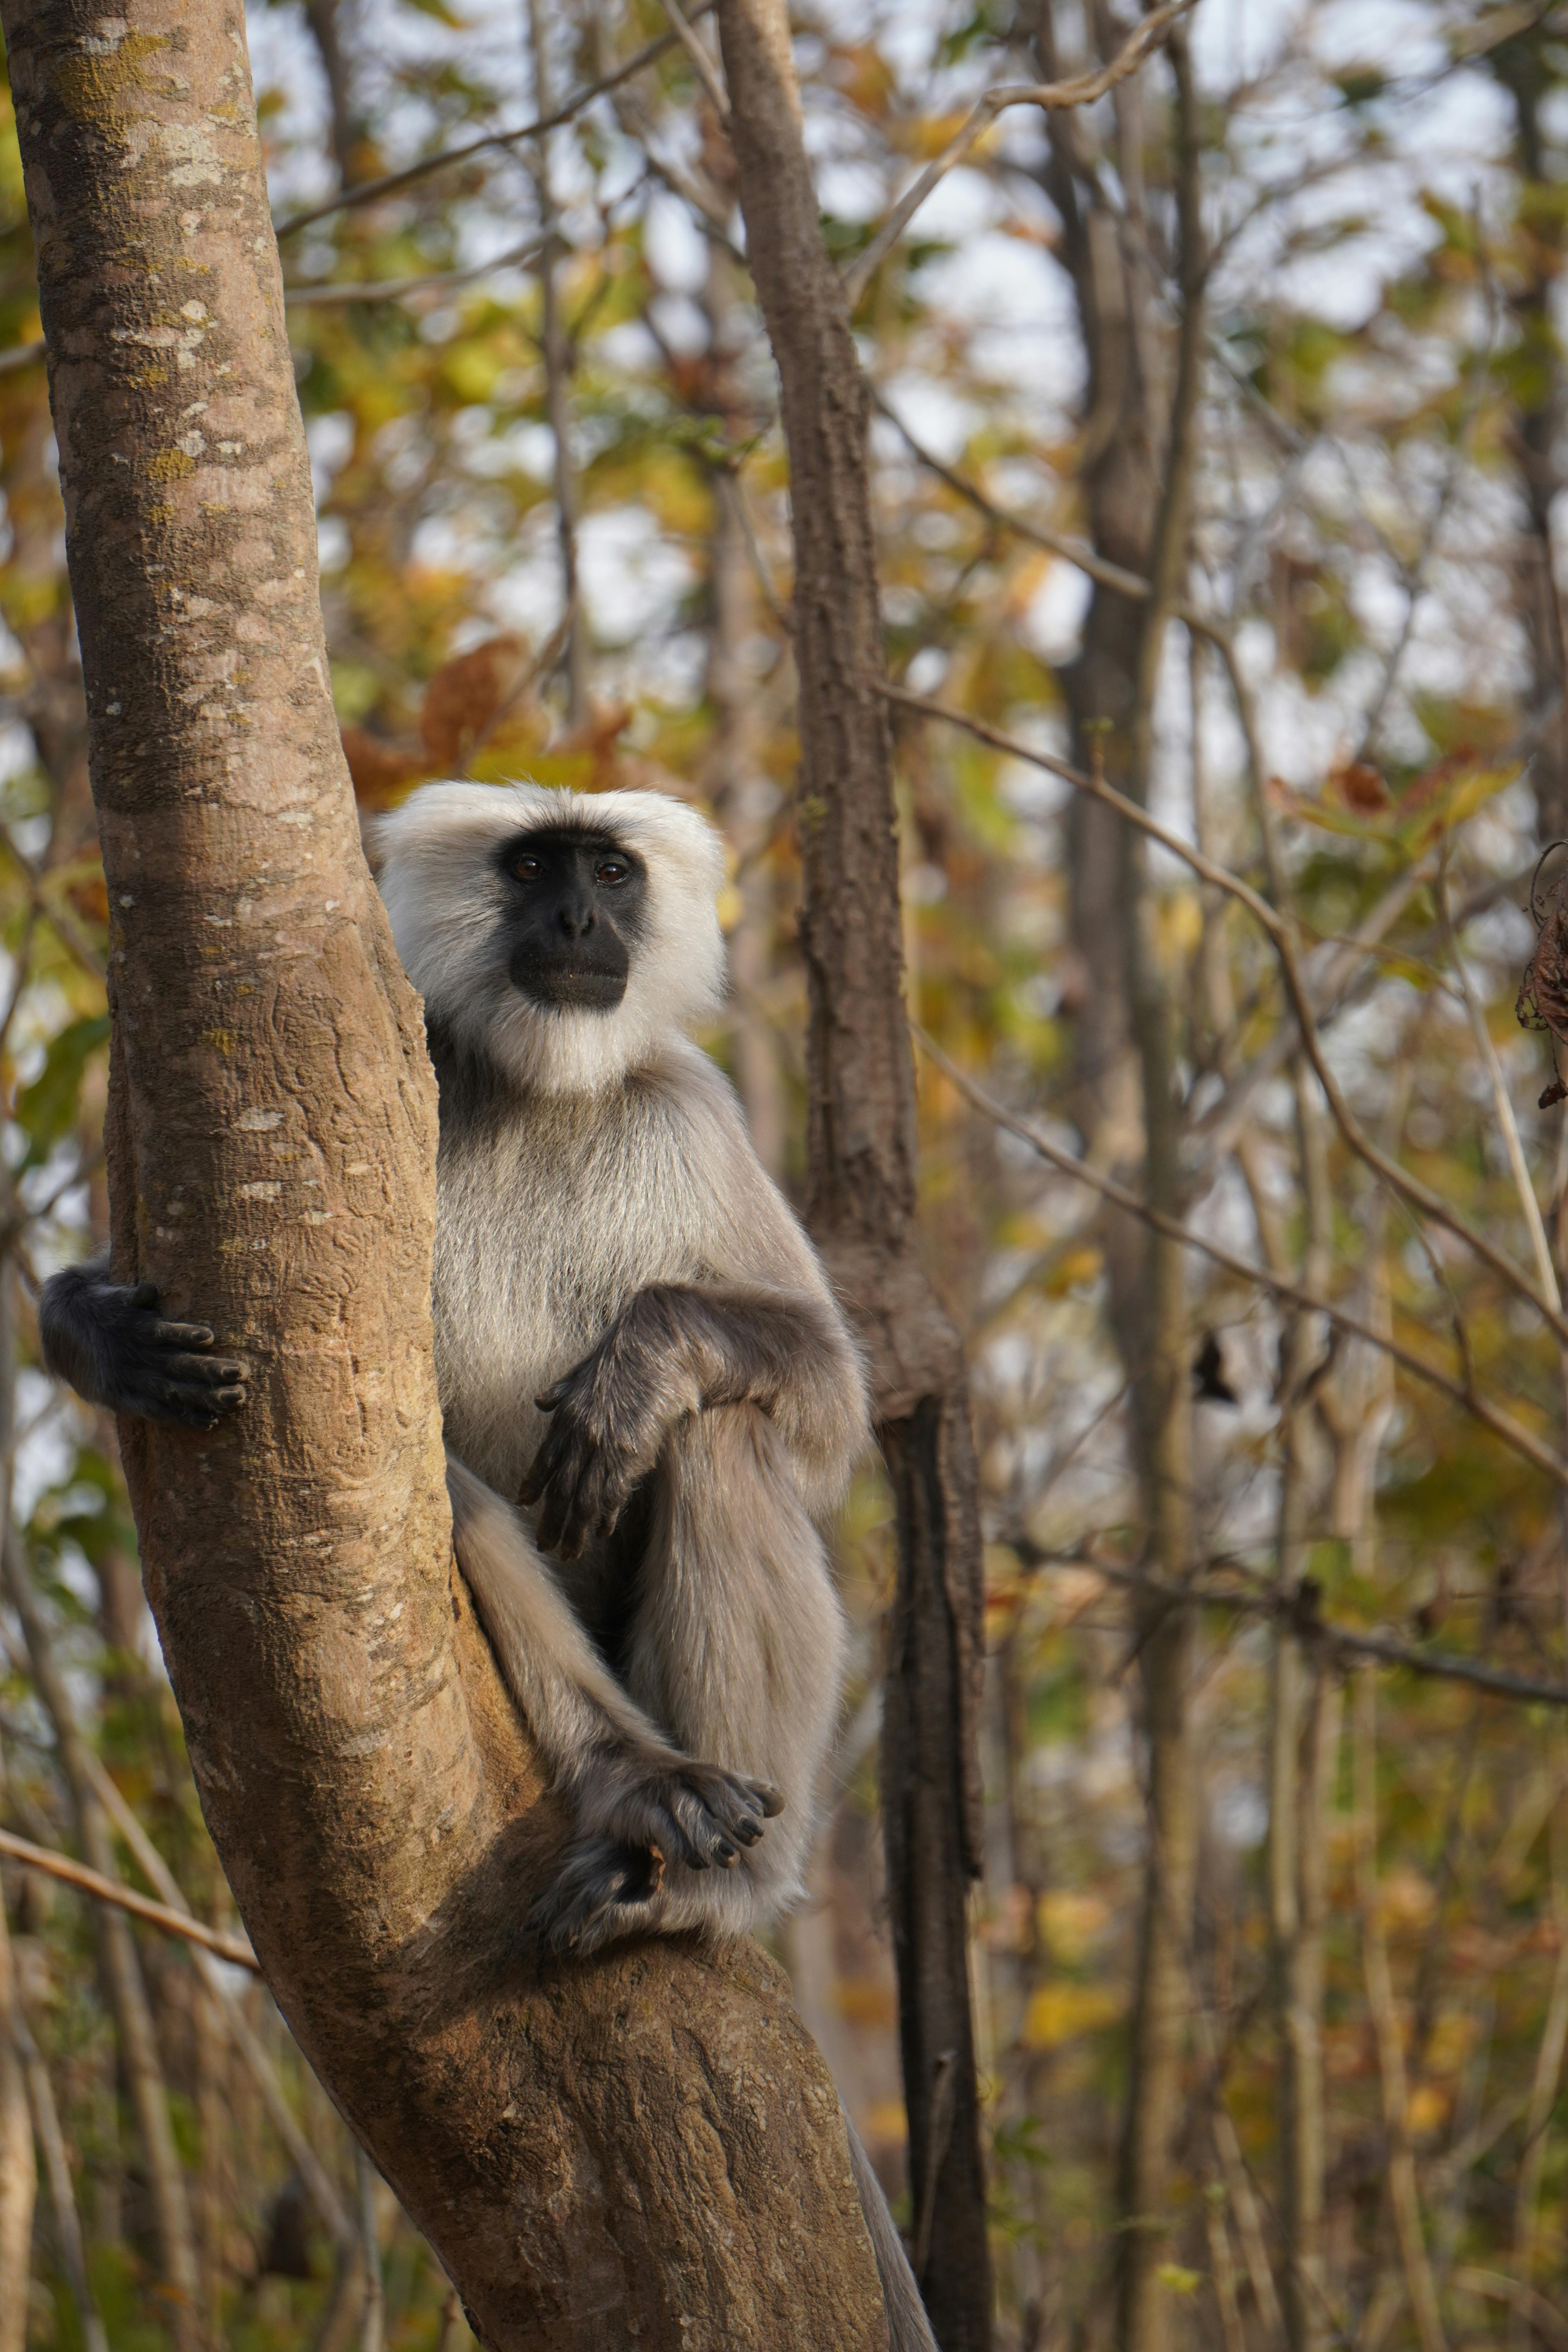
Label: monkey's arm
xmin=39 ymin=1254 xmax=249 ymax=1429
xmin=521 ymin=1283 xmax=862 ymax=1559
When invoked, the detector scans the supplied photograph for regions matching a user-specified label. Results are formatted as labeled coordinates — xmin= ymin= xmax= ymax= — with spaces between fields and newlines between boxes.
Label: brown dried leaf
xmin=1329 ymin=758 xmax=1389 ymax=812
xmin=1517 ymin=864 xmax=1568 ymax=1043
xmin=340 ymin=726 xmax=427 ymax=810
xmin=419 ymin=634 xmax=532 ymax=770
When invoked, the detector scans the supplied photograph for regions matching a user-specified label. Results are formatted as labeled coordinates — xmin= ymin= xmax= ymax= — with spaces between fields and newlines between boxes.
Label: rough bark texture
xmin=714 ymin=7 xmax=991 ymax=2346
xmin=0 ymin=4 xmax=894 ymax=2343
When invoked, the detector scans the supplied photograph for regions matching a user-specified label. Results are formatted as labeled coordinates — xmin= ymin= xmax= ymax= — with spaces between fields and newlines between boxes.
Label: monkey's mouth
xmin=509 ymin=947 xmax=629 ymax=1013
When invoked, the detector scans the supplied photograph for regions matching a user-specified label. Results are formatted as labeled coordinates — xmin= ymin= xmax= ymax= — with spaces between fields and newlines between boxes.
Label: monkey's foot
xmin=527 ymin=1836 xmax=665 ymax=1956
xmin=585 ymin=1748 xmax=783 ymax=1875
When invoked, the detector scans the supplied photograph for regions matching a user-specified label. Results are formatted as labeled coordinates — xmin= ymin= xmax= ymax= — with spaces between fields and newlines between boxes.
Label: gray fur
xmin=375 ymin=780 xmax=870 ymax=1954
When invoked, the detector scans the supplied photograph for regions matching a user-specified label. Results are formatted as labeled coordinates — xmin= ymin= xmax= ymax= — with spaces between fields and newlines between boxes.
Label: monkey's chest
xmin=430 ymin=1103 xmax=713 ymax=1494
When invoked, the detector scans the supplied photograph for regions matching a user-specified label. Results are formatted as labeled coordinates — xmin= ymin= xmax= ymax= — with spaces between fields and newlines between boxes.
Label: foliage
xmin=7 ymin=2 xmax=1568 ymax=2348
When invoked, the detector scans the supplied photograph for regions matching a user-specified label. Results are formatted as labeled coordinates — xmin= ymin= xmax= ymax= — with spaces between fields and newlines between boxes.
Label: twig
xmin=657 ymin=0 xmax=730 ymax=124
xmin=889 ymin=681 xmax=1568 ymax=1347
xmin=357 ymin=2147 xmax=386 ymax=2352
xmin=1016 ymin=1546 xmax=1568 ymax=1711
xmin=82 ymin=1751 xmax=355 ymax=2251
xmin=915 ymin=1025 xmax=1568 ymax=1495
xmin=842 ymin=0 xmax=1197 ymax=306
xmin=1452 ymin=2269 xmax=1568 ymax=2351
xmin=526 ymin=0 xmax=588 ymax=725
xmin=273 ymin=6 xmax=715 ymax=242
xmin=0 ymin=1826 xmax=260 ymax=1969
xmin=4 ymin=1901 xmax=108 ymax=2352
xmin=283 ymin=234 xmax=548 ymax=307
xmin=1510 ymin=1784 xmax=1568 ymax=2323
xmin=1353 ymin=1669 xmax=1449 ymax=2352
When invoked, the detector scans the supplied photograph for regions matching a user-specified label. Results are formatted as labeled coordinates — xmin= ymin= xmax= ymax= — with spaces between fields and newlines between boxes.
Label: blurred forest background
xmin=10 ymin=0 xmax=1568 ymax=2348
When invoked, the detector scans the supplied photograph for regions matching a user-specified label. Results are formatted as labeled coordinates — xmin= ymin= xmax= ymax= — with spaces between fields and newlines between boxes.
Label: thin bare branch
xmin=273 ymin=6 xmax=715 ymax=242
xmin=842 ymin=0 xmax=1198 ymax=307
xmin=1013 ymin=1548 xmax=1568 ymax=1711
xmin=282 ymin=233 xmax=547 ymax=306
xmin=82 ymin=1751 xmax=356 ymax=2251
xmin=913 ymin=1024 xmax=1568 ymax=1493
xmin=0 ymin=1826 xmax=260 ymax=1969
xmin=888 ymin=681 xmax=1568 ymax=1346
xmin=657 ymin=0 xmax=730 ymax=124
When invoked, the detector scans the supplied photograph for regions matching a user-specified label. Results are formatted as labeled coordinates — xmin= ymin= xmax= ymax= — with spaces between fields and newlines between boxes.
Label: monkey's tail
xmin=843 ymin=2104 xmax=939 ymax=2352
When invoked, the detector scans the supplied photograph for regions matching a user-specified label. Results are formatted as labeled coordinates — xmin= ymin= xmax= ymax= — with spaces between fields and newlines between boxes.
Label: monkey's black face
xmin=497 ymin=825 xmax=650 ymax=1012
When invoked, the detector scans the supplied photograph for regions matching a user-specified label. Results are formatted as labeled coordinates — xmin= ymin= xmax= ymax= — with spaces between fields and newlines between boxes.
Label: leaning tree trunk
xmin=0 ymin=5 xmax=894 ymax=2345
xmin=715 ymin=7 xmax=992 ymax=2348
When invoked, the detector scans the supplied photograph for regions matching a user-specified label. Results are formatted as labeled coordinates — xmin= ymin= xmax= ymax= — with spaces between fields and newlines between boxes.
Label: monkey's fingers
xmin=146 ymin=1318 xmax=219 ymax=1350
xmin=119 ymin=1379 xmax=248 ymax=1430
xmin=160 ymin=1351 xmax=247 ymax=1381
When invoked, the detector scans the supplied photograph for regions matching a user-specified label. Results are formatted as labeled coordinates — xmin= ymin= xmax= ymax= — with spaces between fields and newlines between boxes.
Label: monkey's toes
xmin=527 ymin=1835 xmax=663 ymax=1956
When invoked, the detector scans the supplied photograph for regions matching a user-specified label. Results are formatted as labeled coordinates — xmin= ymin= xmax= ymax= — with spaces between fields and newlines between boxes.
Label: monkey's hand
xmin=522 ymin=1313 xmax=695 ymax=1558
xmin=39 ymin=1263 xmax=249 ymax=1430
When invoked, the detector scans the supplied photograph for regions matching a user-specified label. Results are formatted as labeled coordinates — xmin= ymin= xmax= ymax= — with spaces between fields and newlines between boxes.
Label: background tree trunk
xmin=1030 ymin=16 xmax=1203 ymax=2352
xmin=0 ymin=4 xmax=895 ymax=2344
xmin=714 ymin=7 xmax=992 ymax=2347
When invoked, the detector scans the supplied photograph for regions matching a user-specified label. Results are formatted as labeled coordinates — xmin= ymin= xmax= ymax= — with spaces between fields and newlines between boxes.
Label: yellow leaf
xmin=1407 ymin=2084 xmax=1450 ymax=2138
xmin=1022 ymin=1981 xmax=1121 ymax=2049
xmin=1038 ymin=1890 xmax=1112 ymax=1964
xmin=1158 ymin=2267 xmax=1203 ymax=2296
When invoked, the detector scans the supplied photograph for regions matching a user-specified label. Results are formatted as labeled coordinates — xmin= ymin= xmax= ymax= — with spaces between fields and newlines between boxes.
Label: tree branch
xmin=273 ymin=6 xmax=716 ymax=243
xmin=887 ymin=680 xmax=1568 ymax=1349
xmin=0 ymin=1826 xmax=260 ymax=1967
xmin=912 ymin=1024 xmax=1568 ymax=1493
xmin=842 ymin=0 xmax=1198 ymax=308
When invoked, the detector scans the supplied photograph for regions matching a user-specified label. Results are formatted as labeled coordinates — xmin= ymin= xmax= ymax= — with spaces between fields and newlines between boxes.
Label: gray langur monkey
xmin=376 ymin=777 xmax=871 ymax=1955
xmin=40 ymin=780 xmax=867 ymax=1957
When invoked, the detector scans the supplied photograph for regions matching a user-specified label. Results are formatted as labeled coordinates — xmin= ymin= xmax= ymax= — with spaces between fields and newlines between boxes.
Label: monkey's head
xmin=373 ymin=781 xmax=728 ymax=1094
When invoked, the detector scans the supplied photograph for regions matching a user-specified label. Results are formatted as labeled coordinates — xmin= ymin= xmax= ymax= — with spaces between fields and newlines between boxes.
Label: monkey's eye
xmin=512 ymin=853 xmax=541 ymax=881
xmin=596 ymin=857 xmax=630 ymax=886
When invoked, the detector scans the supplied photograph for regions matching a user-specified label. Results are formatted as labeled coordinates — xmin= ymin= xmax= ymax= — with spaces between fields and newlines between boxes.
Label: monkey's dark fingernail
xmin=735 ymin=1818 xmax=762 ymax=1846
xmin=715 ymin=1842 xmax=737 ymax=1867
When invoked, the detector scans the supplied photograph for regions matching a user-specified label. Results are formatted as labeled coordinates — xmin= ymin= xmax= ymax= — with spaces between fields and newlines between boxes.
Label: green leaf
xmin=16 ymin=1012 xmax=109 ymax=1168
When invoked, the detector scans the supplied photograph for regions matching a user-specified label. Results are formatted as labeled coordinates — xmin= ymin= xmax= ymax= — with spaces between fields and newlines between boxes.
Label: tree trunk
xmin=714 ymin=7 xmax=991 ymax=2347
xmin=1029 ymin=18 xmax=1203 ymax=2352
xmin=0 ymin=4 xmax=894 ymax=2343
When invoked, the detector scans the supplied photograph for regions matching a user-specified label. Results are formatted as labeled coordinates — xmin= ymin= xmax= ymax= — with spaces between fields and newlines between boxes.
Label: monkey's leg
xmin=446 ymin=1459 xmax=782 ymax=1952
xmin=606 ymin=1406 xmax=848 ymax=1951
xmin=39 ymin=1254 xmax=249 ymax=1428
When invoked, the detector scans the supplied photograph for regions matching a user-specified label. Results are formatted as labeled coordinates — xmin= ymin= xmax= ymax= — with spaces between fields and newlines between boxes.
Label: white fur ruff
xmin=373 ymin=780 xmax=728 ymax=1095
